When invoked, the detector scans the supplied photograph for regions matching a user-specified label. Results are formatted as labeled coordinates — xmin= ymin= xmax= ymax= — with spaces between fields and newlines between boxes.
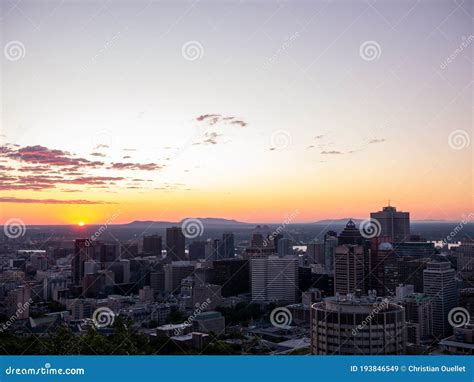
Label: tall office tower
xmin=203 ymin=239 xmax=221 ymax=261
xmin=338 ymin=220 xmax=364 ymax=245
xmin=370 ymin=204 xmax=410 ymax=243
xmin=369 ymin=241 xmax=396 ymax=296
xmin=189 ymin=241 xmax=207 ymax=260
xmin=164 ymin=262 xmax=195 ymax=293
xmin=277 ymin=238 xmax=293 ymax=257
xmin=72 ymin=239 xmax=98 ymax=286
xmin=403 ymin=293 xmax=433 ymax=344
xmin=423 ymin=262 xmax=457 ymax=337
xmin=311 ymin=293 xmax=406 ymax=355
xmin=166 ymin=227 xmax=186 ymax=261
xmin=142 ymin=235 xmax=162 ymax=256
xmin=251 ymin=233 xmax=265 ymax=248
xmin=324 ymin=235 xmax=338 ymax=273
xmin=221 ymin=233 xmax=235 ymax=259
xmin=250 ymin=255 xmax=298 ymax=303
xmin=212 ymin=259 xmax=249 ymax=297
xmin=334 ymin=244 xmax=364 ymax=295
xmin=100 ymin=243 xmax=119 ymax=264
xmin=457 ymin=240 xmax=474 ymax=274
xmin=306 ymin=242 xmax=325 ymax=265
xmin=150 ymin=269 xmax=165 ymax=294
xmin=7 ymin=286 xmax=31 ymax=319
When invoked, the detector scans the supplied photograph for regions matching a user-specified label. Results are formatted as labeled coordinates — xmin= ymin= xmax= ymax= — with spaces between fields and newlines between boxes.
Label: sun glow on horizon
xmin=78 ymin=221 xmax=85 ymax=227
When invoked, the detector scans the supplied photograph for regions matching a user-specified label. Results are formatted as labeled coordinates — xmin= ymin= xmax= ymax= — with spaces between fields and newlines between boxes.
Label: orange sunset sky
xmin=1 ymin=1 xmax=472 ymax=225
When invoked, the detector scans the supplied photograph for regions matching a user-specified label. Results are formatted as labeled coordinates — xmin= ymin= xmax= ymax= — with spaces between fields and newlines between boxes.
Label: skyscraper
xmin=334 ymin=244 xmax=364 ymax=295
xmin=72 ymin=239 xmax=98 ymax=286
xmin=165 ymin=227 xmax=186 ymax=261
xmin=423 ymin=262 xmax=457 ymax=338
xmin=250 ymin=255 xmax=298 ymax=303
xmin=221 ymin=232 xmax=235 ymax=259
xmin=143 ymin=235 xmax=163 ymax=256
xmin=370 ymin=205 xmax=410 ymax=243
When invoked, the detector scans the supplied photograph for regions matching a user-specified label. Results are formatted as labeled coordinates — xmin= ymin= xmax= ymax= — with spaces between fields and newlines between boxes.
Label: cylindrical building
xmin=311 ymin=293 xmax=406 ymax=355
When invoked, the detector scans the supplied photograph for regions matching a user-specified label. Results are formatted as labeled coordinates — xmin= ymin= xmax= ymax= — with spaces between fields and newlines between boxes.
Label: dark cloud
xmin=0 ymin=196 xmax=115 ymax=204
xmin=90 ymin=152 xmax=106 ymax=157
xmin=109 ymin=162 xmax=163 ymax=171
xmin=3 ymin=145 xmax=103 ymax=168
xmin=196 ymin=114 xmax=247 ymax=128
xmin=321 ymin=150 xmax=343 ymax=155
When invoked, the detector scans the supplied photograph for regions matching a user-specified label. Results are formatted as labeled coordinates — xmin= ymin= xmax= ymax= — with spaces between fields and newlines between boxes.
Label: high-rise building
xmin=164 ymin=262 xmax=195 ymax=293
xmin=250 ymin=255 xmax=298 ymax=303
xmin=72 ymin=239 xmax=99 ymax=286
xmin=143 ymin=235 xmax=162 ymax=256
xmin=277 ymin=238 xmax=293 ymax=257
xmin=324 ymin=234 xmax=338 ymax=273
xmin=221 ymin=233 xmax=235 ymax=259
xmin=212 ymin=259 xmax=249 ymax=297
xmin=306 ymin=242 xmax=325 ymax=265
xmin=334 ymin=244 xmax=364 ymax=295
xmin=457 ymin=240 xmax=474 ymax=273
xmin=166 ymin=227 xmax=186 ymax=261
xmin=189 ymin=241 xmax=207 ymax=261
xmin=423 ymin=262 xmax=457 ymax=338
xmin=370 ymin=205 xmax=410 ymax=243
xmin=311 ymin=293 xmax=406 ymax=354
xmin=338 ymin=220 xmax=364 ymax=246
xmin=403 ymin=293 xmax=433 ymax=344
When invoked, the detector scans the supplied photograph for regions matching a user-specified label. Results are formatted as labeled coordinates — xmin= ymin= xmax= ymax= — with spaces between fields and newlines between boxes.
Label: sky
xmin=0 ymin=0 xmax=472 ymax=225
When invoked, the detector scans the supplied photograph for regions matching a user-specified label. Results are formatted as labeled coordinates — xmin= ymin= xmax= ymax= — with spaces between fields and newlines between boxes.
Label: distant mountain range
xmin=124 ymin=218 xmax=251 ymax=229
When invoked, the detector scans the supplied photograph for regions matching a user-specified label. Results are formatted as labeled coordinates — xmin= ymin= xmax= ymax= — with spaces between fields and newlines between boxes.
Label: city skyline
xmin=1 ymin=0 xmax=472 ymax=225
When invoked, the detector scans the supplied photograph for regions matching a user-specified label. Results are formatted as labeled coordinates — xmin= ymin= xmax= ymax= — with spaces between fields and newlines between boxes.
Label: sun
xmin=78 ymin=221 xmax=85 ymax=227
